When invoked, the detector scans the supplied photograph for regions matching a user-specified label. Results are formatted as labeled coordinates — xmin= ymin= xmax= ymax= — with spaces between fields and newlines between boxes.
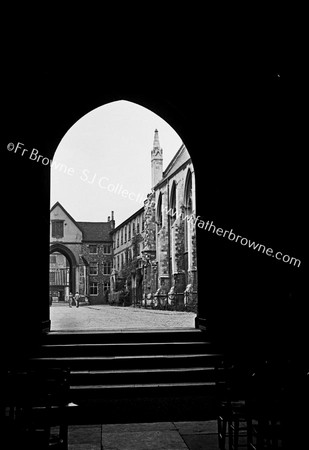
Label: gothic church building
xmin=110 ymin=130 xmax=197 ymax=309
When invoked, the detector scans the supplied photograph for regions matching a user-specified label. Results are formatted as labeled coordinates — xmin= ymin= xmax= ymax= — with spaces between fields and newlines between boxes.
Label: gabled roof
xmin=50 ymin=202 xmax=112 ymax=242
xmin=77 ymin=222 xmax=112 ymax=242
xmin=162 ymin=144 xmax=190 ymax=179
xmin=50 ymin=202 xmax=84 ymax=234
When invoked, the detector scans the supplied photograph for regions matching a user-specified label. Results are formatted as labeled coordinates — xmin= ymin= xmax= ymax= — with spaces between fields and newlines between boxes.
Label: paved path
xmin=68 ymin=421 xmax=219 ymax=450
xmin=50 ymin=304 xmax=196 ymax=331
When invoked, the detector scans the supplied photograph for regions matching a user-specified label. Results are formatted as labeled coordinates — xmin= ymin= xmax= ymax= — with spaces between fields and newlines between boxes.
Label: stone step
xmin=70 ymin=366 xmax=216 ymax=385
xmin=9 ymin=329 xmax=222 ymax=423
xmin=38 ymin=341 xmax=214 ymax=357
xmin=29 ymin=353 xmax=222 ymax=371
xmin=42 ymin=328 xmax=206 ymax=345
xmin=69 ymin=381 xmax=216 ymax=400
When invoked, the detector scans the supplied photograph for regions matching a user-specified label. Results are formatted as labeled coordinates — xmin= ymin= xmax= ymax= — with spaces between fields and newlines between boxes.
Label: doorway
xmin=49 ymin=251 xmax=70 ymax=303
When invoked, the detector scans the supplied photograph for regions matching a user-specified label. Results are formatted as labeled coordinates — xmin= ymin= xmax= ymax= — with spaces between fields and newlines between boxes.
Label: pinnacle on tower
xmin=153 ymin=129 xmax=160 ymax=150
xmin=151 ymin=129 xmax=163 ymax=158
xmin=151 ymin=129 xmax=163 ymax=187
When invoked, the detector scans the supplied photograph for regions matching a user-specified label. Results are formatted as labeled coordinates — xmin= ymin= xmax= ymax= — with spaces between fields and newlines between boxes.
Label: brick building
xmin=109 ymin=207 xmax=145 ymax=306
xmin=50 ymin=202 xmax=114 ymax=304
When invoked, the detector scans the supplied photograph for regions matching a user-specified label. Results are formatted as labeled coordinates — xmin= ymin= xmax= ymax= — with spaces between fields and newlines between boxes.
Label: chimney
xmin=107 ymin=216 xmax=110 ymax=222
xmin=110 ymin=211 xmax=115 ymax=230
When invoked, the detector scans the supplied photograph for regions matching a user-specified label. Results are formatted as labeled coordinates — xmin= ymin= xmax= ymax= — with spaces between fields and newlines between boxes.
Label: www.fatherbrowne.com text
xmin=164 ymin=207 xmax=301 ymax=268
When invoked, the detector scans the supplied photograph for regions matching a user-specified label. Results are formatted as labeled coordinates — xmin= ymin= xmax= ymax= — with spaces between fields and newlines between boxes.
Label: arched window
xmin=169 ymin=181 xmax=177 ymax=224
xmin=184 ymin=170 xmax=193 ymax=252
xmin=157 ymin=192 xmax=163 ymax=230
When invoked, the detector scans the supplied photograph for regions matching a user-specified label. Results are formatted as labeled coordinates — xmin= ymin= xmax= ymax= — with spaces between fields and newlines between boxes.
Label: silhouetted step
xmin=69 ymin=381 xmax=216 ymax=400
xmin=9 ymin=328 xmax=222 ymax=423
xmin=28 ymin=353 xmax=222 ymax=371
xmin=38 ymin=341 xmax=214 ymax=357
xmin=69 ymin=366 xmax=215 ymax=385
xmin=66 ymin=392 xmax=218 ymax=424
xmin=42 ymin=329 xmax=207 ymax=345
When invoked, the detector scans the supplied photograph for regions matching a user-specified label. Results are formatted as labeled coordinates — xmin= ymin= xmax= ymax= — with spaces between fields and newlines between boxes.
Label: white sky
xmin=51 ymin=100 xmax=183 ymax=225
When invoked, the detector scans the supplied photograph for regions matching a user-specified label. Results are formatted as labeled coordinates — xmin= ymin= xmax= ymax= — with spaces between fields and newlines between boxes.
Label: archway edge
xmin=49 ymin=97 xmax=188 ymax=161
xmin=50 ymin=243 xmax=77 ymax=297
xmin=50 ymin=243 xmax=78 ymax=268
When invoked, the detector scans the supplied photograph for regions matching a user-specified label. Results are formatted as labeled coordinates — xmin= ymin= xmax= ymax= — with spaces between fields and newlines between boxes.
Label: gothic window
xmin=170 ymin=182 xmax=177 ymax=224
xmin=184 ymin=170 xmax=193 ymax=252
xmin=157 ymin=192 xmax=163 ymax=230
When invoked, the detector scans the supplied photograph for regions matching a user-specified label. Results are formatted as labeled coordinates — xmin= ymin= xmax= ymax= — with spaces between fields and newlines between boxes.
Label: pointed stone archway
xmin=49 ymin=243 xmax=77 ymax=296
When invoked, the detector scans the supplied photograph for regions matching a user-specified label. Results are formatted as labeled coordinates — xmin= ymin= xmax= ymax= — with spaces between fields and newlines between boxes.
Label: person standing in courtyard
xmin=74 ymin=292 xmax=80 ymax=308
xmin=69 ymin=292 xmax=73 ymax=308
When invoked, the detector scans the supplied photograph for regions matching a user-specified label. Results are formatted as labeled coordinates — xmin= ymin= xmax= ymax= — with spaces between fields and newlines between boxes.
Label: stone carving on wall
xmin=142 ymin=190 xmax=156 ymax=255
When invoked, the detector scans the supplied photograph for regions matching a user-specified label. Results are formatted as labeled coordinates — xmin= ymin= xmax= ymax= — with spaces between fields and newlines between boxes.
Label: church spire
xmin=151 ymin=129 xmax=163 ymax=188
xmin=153 ymin=129 xmax=160 ymax=151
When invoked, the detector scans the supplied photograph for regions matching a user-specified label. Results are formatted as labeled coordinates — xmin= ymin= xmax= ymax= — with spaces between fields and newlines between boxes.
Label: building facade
xmin=109 ymin=207 xmax=145 ymax=306
xmin=49 ymin=252 xmax=70 ymax=302
xmin=50 ymin=130 xmax=197 ymax=309
xmin=50 ymin=202 xmax=114 ymax=304
xmin=110 ymin=130 xmax=197 ymax=310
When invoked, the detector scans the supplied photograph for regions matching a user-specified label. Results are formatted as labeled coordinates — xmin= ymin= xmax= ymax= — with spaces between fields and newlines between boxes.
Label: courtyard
xmin=50 ymin=303 xmax=196 ymax=331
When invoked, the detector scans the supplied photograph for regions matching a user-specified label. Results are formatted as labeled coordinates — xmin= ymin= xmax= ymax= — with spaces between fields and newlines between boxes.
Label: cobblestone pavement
xmin=50 ymin=303 xmax=196 ymax=331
